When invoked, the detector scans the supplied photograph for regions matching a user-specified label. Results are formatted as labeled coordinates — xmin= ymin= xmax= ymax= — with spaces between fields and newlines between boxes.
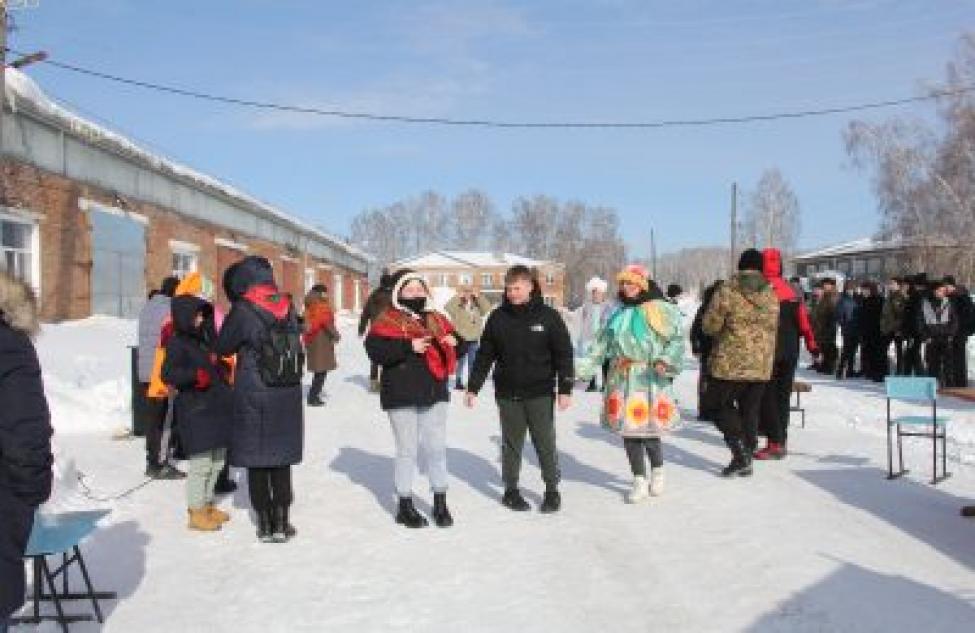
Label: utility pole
xmin=729 ymin=182 xmax=738 ymax=274
xmin=1 ymin=1 xmax=7 ymax=162
xmin=650 ymin=228 xmax=657 ymax=281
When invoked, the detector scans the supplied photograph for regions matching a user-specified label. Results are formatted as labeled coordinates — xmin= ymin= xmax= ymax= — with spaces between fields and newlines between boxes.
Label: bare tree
xmin=451 ymin=189 xmax=496 ymax=249
xmin=742 ymin=168 xmax=801 ymax=253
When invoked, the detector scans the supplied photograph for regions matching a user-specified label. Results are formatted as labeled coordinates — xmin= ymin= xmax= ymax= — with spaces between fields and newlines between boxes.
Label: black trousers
xmin=708 ymin=378 xmax=767 ymax=451
xmin=950 ymin=335 xmax=969 ymax=387
xmin=369 ymin=362 xmax=380 ymax=381
xmin=925 ymin=337 xmax=954 ymax=388
xmin=142 ymin=387 xmax=168 ymax=467
xmin=885 ymin=336 xmax=905 ymax=376
xmin=861 ymin=334 xmax=888 ymax=380
xmin=837 ymin=335 xmax=860 ymax=376
xmin=624 ymin=438 xmax=663 ymax=476
xmin=587 ymin=360 xmax=611 ymax=391
xmin=309 ymin=371 xmax=327 ymax=400
xmin=905 ymin=337 xmax=924 ymax=375
xmin=819 ymin=341 xmax=838 ymax=374
xmin=759 ymin=358 xmax=797 ymax=445
xmin=247 ymin=466 xmax=293 ymax=511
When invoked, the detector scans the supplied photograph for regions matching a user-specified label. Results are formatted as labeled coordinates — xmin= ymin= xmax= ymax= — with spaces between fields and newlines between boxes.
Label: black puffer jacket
xmin=0 ymin=273 xmax=53 ymax=619
xmin=214 ymin=257 xmax=304 ymax=468
xmin=468 ymin=289 xmax=574 ymax=399
xmin=365 ymin=312 xmax=451 ymax=411
xmin=162 ymin=296 xmax=233 ymax=457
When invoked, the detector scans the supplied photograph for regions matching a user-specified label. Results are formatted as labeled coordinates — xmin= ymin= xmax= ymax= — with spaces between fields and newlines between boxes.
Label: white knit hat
xmin=585 ymin=276 xmax=608 ymax=293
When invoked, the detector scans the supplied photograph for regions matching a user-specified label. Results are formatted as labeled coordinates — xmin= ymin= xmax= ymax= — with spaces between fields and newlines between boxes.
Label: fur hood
xmin=0 ymin=271 xmax=40 ymax=337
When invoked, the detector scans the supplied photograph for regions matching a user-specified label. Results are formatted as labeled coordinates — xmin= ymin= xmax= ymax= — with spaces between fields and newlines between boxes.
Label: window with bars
xmin=1 ymin=219 xmax=35 ymax=285
xmin=171 ymin=251 xmax=197 ymax=279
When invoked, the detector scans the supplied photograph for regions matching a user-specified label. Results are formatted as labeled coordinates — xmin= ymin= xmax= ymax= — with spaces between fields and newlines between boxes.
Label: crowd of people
xmin=4 ymin=250 xmax=975 ymax=629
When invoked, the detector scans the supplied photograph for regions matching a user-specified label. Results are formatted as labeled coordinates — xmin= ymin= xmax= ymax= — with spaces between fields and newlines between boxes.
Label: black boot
xmin=271 ymin=506 xmax=296 ymax=542
xmin=307 ymin=396 xmax=325 ymax=407
xmin=214 ymin=465 xmax=237 ymax=495
xmin=721 ymin=440 xmax=753 ymax=478
xmin=540 ymin=488 xmax=562 ymax=513
xmin=395 ymin=497 xmax=428 ymax=528
xmin=256 ymin=509 xmax=274 ymax=543
xmin=501 ymin=488 xmax=530 ymax=511
xmin=432 ymin=492 xmax=453 ymax=528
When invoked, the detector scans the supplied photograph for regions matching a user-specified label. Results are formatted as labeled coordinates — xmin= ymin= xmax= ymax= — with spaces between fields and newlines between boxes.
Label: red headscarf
xmin=369 ymin=308 xmax=457 ymax=381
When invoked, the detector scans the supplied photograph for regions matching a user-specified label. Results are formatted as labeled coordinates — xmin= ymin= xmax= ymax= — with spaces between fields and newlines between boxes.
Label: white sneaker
xmin=627 ymin=476 xmax=650 ymax=504
xmin=649 ymin=469 xmax=665 ymax=497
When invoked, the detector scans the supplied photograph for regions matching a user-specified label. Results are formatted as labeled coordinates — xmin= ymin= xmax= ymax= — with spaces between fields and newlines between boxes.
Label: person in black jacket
xmin=359 ymin=273 xmax=394 ymax=393
xmin=214 ymin=256 xmax=303 ymax=543
xmin=690 ymin=280 xmax=722 ymax=422
xmin=162 ymin=295 xmax=233 ymax=532
xmin=858 ymin=281 xmax=887 ymax=382
xmin=0 ymin=272 xmax=53 ymax=627
xmin=365 ymin=270 xmax=459 ymax=529
xmin=918 ymin=279 xmax=959 ymax=387
xmin=944 ymin=276 xmax=973 ymax=387
xmin=465 ymin=265 xmax=574 ymax=514
xmin=903 ymin=274 xmax=928 ymax=375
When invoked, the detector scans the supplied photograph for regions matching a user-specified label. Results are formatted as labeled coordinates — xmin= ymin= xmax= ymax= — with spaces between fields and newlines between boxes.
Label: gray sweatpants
xmin=388 ymin=402 xmax=449 ymax=497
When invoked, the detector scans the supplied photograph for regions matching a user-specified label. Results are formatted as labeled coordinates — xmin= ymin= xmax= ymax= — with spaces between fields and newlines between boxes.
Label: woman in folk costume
xmin=365 ymin=270 xmax=459 ymax=528
xmin=577 ymin=264 xmax=685 ymax=503
xmin=302 ymin=284 xmax=340 ymax=407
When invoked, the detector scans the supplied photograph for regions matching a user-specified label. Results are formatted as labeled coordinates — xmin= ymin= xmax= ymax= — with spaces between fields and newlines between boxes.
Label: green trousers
xmin=497 ymin=396 xmax=560 ymax=490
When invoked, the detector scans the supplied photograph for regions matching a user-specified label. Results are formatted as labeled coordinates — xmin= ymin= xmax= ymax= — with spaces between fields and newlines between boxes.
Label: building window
xmin=867 ymin=257 xmax=882 ymax=276
xmin=1 ymin=217 xmax=37 ymax=286
xmin=305 ymin=269 xmax=317 ymax=294
xmin=852 ymin=258 xmax=867 ymax=276
xmin=171 ymin=251 xmax=197 ymax=279
xmin=435 ymin=273 xmax=448 ymax=287
xmin=481 ymin=273 xmax=494 ymax=288
xmin=545 ymin=271 xmax=555 ymax=285
xmin=459 ymin=273 xmax=473 ymax=286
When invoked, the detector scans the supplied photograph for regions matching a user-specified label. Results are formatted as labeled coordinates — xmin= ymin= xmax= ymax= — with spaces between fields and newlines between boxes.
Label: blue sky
xmin=8 ymin=0 xmax=975 ymax=258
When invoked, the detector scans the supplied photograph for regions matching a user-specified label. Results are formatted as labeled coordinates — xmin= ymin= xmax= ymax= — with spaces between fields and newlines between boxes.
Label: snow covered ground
xmin=15 ymin=315 xmax=975 ymax=632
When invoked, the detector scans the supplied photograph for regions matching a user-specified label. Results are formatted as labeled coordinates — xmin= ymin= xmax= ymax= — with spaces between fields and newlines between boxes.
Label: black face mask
xmin=400 ymin=297 xmax=427 ymax=314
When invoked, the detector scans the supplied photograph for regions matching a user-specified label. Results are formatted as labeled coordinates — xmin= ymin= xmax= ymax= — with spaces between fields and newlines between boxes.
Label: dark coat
xmin=214 ymin=257 xmax=304 ymax=468
xmin=918 ymin=296 xmax=959 ymax=341
xmin=365 ymin=311 xmax=451 ymax=411
xmin=836 ymin=294 xmax=861 ymax=340
xmin=950 ymin=288 xmax=975 ymax=338
xmin=860 ymin=295 xmax=885 ymax=341
xmin=161 ymin=296 xmax=233 ymax=457
xmin=358 ymin=286 xmax=392 ymax=336
xmin=468 ymin=290 xmax=575 ymax=399
xmin=0 ymin=273 xmax=53 ymax=619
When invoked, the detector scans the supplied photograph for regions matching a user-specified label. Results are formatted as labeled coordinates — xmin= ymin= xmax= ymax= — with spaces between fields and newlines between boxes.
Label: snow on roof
xmin=390 ymin=250 xmax=556 ymax=269
xmin=793 ymin=237 xmax=905 ymax=261
xmin=3 ymin=68 xmax=373 ymax=264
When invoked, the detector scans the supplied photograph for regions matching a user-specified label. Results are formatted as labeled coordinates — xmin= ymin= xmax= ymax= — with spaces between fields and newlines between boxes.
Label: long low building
xmin=1 ymin=68 xmax=372 ymax=321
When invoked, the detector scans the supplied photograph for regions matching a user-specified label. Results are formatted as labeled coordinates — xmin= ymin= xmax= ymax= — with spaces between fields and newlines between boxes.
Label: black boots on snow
xmin=722 ymin=440 xmax=754 ymax=478
xmin=256 ymin=509 xmax=274 ymax=543
xmin=432 ymin=493 xmax=453 ymax=528
xmin=396 ymin=497 xmax=428 ymax=528
xmin=272 ymin=506 xmax=297 ymax=542
xmin=540 ymin=489 xmax=562 ymax=513
xmin=501 ymin=488 xmax=530 ymax=511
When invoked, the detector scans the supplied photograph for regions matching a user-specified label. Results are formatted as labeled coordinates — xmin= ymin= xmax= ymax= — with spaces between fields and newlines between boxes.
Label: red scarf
xmin=369 ymin=308 xmax=457 ymax=381
xmin=243 ymin=284 xmax=291 ymax=320
xmin=303 ymin=301 xmax=335 ymax=346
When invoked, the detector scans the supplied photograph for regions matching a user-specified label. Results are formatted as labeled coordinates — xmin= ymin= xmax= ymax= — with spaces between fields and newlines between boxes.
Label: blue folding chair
xmin=885 ymin=377 xmax=950 ymax=484
xmin=10 ymin=509 xmax=116 ymax=632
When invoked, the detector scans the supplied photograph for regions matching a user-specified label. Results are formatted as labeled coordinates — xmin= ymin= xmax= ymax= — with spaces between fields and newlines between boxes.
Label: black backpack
xmin=243 ymin=301 xmax=305 ymax=387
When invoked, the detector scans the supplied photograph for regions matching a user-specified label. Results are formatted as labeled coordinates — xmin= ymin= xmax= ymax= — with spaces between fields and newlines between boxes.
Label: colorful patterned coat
xmin=577 ymin=300 xmax=685 ymax=438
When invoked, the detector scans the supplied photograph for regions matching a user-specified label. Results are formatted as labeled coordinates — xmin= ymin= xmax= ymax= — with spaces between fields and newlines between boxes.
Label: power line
xmin=7 ymin=48 xmax=975 ymax=130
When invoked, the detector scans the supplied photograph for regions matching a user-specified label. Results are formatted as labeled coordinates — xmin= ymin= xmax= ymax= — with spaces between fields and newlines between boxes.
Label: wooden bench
xmin=791 ymin=380 xmax=812 ymax=428
xmin=938 ymin=387 xmax=975 ymax=403
xmin=10 ymin=509 xmax=117 ymax=632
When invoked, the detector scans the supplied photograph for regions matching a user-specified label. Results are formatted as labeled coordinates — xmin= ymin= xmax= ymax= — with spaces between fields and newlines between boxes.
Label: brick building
xmin=0 ymin=68 xmax=372 ymax=321
xmin=387 ymin=251 xmax=566 ymax=307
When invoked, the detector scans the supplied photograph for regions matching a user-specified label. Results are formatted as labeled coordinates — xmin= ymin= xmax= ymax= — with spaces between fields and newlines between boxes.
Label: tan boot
xmin=206 ymin=504 xmax=230 ymax=524
xmin=188 ymin=508 xmax=221 ymax=532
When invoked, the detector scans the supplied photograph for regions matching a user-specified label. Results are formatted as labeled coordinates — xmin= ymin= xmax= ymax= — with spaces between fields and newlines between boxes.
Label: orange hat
xmin=616 ymin=264 xmax=650 ymax=291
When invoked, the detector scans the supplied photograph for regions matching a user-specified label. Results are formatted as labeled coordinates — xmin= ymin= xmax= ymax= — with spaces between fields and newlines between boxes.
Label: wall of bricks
xmin=1 ymin=159 xmax=369 ymax=321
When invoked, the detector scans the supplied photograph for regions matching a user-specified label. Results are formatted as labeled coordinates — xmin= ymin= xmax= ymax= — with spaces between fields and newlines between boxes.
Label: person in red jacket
xmin=756 ymin=249 xmax=819 ymax=459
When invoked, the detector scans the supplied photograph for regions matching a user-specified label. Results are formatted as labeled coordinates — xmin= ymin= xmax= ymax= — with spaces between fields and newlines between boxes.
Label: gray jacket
xmin=136 ymin=294 xmax=171 ymax=382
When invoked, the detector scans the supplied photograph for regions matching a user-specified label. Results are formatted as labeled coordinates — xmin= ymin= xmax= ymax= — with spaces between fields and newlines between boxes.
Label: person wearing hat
xmin=303 ymin=284 xmax=340 ymax=407
xmin=444 ymin=285 xmax=492 ymax=391
xmin=465 ymin=265 xmax=575 ymax=514
xmin=366 ymin=270 xmax=459 ymax=528
xmin=577 ymin=264 xmax=684 ymax=502
xmin=701 ymin=248 xmax=779 ymax=477
xmin=811 ymin=277 xmax=839 ymax=375
xmin=880 ymin=277 xmax=909 ymax=376
xmin=577 ymin=276 xmax=611 ymax=392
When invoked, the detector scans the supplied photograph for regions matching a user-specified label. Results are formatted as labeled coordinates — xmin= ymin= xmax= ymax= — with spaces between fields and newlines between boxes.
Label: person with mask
xmin=577 ymin=264 xmax=684 ymax=502
xmin=366 ymin=270 xmax=458 ymax=528
xmin=465 ymin=265 xmax=575 ymax=514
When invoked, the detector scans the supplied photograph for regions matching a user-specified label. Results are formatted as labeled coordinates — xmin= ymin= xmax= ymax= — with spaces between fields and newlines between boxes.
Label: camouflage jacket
xmin=701 ymin=271 xmax=779 ymax=382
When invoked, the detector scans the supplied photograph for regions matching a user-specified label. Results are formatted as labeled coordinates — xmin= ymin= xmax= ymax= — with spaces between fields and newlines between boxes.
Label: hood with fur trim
xmin=0 ymin=272 xmax=40 ymax=337
xmin=390 ymin=270 xmax=436 ymax=317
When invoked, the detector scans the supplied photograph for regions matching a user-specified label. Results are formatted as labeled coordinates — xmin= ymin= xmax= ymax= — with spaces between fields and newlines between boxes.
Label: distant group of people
xmin=807 ymin=274 xmax=973 ymax=388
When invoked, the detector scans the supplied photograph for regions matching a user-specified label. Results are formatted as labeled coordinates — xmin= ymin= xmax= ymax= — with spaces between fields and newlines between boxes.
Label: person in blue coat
xmin=0 ymin=272 xmax=53 ymax=629
xmin=214 ymin=256 xmax=303 ymax=543
xmin=835 ymin=281 xmax=862 ymax=379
